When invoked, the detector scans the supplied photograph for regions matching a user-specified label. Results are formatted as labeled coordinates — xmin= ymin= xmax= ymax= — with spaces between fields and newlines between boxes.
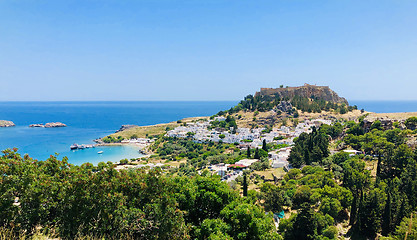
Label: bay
xmin=0 ymin=101 xmax=236 ymax=165
xmin=2 ymin=100 xmax=415 ymax=165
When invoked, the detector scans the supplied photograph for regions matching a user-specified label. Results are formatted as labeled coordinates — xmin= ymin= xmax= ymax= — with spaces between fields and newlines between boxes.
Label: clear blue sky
xmin=1 ymin=0 xmax=417 ymax=101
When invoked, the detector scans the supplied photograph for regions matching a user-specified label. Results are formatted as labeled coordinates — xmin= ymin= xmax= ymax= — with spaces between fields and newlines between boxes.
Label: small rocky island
xmin=29 ymin=122 xmax=67 ymax=128
xmin=0 ymin=120 xmax=15 ymax=127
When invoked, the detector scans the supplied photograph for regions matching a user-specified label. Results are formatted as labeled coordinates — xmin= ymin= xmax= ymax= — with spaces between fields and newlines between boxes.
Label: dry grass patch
xmin=232 ymin=109 xmax=370 ymax=129
xmin=110 ymin=123 xmax=179 ymax=139
xmin=365 ymin=159 xmax=378 ymax=177
xmin=248 ymin=183 xmax=259 ymax=191
xmin=365 ymin=112 xmax=417 ymax=121
xmin=110 ymin=116 xmax=210 ymax=139
xmin=254 ymin=167 xmax=286 ymax=180
xmin=298 ymin=109 xmax=367 ymax=122
xmin=163 ymin=159 xmax=187 ymax=168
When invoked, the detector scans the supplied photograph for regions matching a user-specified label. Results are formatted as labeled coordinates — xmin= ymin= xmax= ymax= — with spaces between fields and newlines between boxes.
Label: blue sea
xmin=1 ymin=100 xmax=416 ymax=165
xmin=349 ymin=101 xmax=417 ymax=113
xmin=0 ymin=101 xmax=236 ymax=165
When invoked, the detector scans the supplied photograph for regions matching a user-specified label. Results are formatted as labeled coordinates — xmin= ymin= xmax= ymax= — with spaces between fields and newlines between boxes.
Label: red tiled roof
xmin=228 ymin=164 xmax=246 ymax=168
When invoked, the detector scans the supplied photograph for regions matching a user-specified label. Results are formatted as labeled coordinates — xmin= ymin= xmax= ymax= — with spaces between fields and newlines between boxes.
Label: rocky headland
xmin=0 ymin=120 xmax=15 ymax=127
xmin=116 ymin=124 xmax=138 ymax=133
xmin=29 ymin=122 xmax=67 ymax=128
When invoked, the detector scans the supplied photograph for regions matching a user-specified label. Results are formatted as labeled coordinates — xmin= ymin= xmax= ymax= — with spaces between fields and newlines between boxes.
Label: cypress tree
xmin=350 ymin=192 xmax=358 ymax=226
xmin=357 ymin=191 xmax=364 ymax=230
xmin=247 ymin=146 xmax=251 ymax=158
xmin=382 ymin=193 xmax=392 ymax=236
xmin=242 ymin=173 xmax=248 ymax=197
xmin=396 ymin=196 xmax=408 ymax=227
xmin=376 ymin=156 xmax=382 ymax=184
xmin=287 ymin=203 xmax=318 ymax=240
xmin=262 ymin=139 xmax=267 ymax=151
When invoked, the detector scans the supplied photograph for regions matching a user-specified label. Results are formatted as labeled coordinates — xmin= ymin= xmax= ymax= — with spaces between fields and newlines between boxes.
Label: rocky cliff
xmin=0 ymin=120 xmax=15 ymax=127
xmin=254 ymin=84 xmax=348 ymax=105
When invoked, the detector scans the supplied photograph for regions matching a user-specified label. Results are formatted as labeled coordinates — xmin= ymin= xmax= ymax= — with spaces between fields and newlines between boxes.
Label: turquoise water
xmin=66 ymin=145 xmax=145 ymax=164
xmin=1 ymin=100 xmax=414 ymax=165
xmin=0 ymin=101 xmax=237 ymax=165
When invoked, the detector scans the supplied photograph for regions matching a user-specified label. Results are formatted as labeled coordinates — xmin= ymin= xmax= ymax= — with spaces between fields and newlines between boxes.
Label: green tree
xmin=247 ymin=146 xmax=251 ymax=158
xmin=405 ymin=117 xmax=417 ymax=130
xmin=220 ymin=201 xmax=280 ymax=240
xmin=382 ymin=193 xmax=392 ymax=236
xmin=322 ymin=226 xmax=338 ymax=239
xmin=357 ymin=188 xmax=386 ymax=238
xmin=370 ymin=120 xmax=383 ymax=131
xmin=293 ymin=110 xmax=299 ymax=118
xmin=389 ymin=215 xmax=417 ymax=240
xmin=292 ymin=186 xmax=312 ymax=208
xmin=254 ymin=148 xmax=260 ymax=159
xmin=288 ymin=127 xmax=329 ymax=167
xmin=319 ymin=123 xmax=343 ymax=139
xmin=346 ymin=123 xmax=364 ymax=136
xmin=119 ymin=158 xmax=128 ymax=164
xmin=342 ymin=158 xmax=371 ymax=225
xmin=195 ymin=218 xmax=231 ymax=240
xmin=284 ymin=203 xmax=318 ymax=240
xmin=173 ymin=175 xmax=238 ymax=226
xmin=319 ymin=198 xmax=342 ymax=220
xmin=242 ymin=173 xmax=248 ymax=197
xmin=260 ymin=183 xmax=285 ymax=213
xmin=262 ymin=139 xmax=267 ymax=151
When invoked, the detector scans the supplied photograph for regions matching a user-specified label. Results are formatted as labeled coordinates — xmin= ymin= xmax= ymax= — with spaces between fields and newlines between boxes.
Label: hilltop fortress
xmin=254 ymin=84 xmax=349 ymax=105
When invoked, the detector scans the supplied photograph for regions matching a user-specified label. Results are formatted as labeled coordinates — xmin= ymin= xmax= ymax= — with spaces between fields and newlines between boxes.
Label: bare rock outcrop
xmin=0 ymin=120 xmax=15 ymax=127
xmin=255 ymin=84 xmax=348 ymax=105
xmin=275 ymin=101 xmax=293 ymax=113
xmin=362 ymin=119 xmax=397 ymax=131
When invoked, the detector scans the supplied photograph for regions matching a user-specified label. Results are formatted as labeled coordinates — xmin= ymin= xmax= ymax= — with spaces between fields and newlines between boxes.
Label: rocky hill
xmin=254 ymin=84 xmax=348 ymax=105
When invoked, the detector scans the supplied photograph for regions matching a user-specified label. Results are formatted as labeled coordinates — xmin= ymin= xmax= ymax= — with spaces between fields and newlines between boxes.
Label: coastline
xmin=96 ymin=142 xmax=151 ymax=154
xmin=0 ymin=101 xmax=236 ymax=164
xmin=64 ymin=144 xmax=146 ymax=165
xmin=3 ymin=101 xmax=417 ymax=166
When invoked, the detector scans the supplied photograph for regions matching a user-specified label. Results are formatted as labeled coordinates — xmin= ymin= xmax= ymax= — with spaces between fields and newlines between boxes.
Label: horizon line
xmin=2 ymin=99 xmax=417 ymax=102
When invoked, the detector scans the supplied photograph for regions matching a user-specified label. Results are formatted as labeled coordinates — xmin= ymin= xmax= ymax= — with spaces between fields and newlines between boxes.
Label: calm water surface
xmin=0 ymin=101 xmax=236 ymax=165
xmin=350 ymin=101 xmax=417 ymax=113
xmin=1 ymin=100 xmax=414 ymax=165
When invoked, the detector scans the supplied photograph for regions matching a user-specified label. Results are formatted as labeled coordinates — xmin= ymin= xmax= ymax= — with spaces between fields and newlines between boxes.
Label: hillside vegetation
xmin=4 ymin=85 xmax=417 ymax=239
